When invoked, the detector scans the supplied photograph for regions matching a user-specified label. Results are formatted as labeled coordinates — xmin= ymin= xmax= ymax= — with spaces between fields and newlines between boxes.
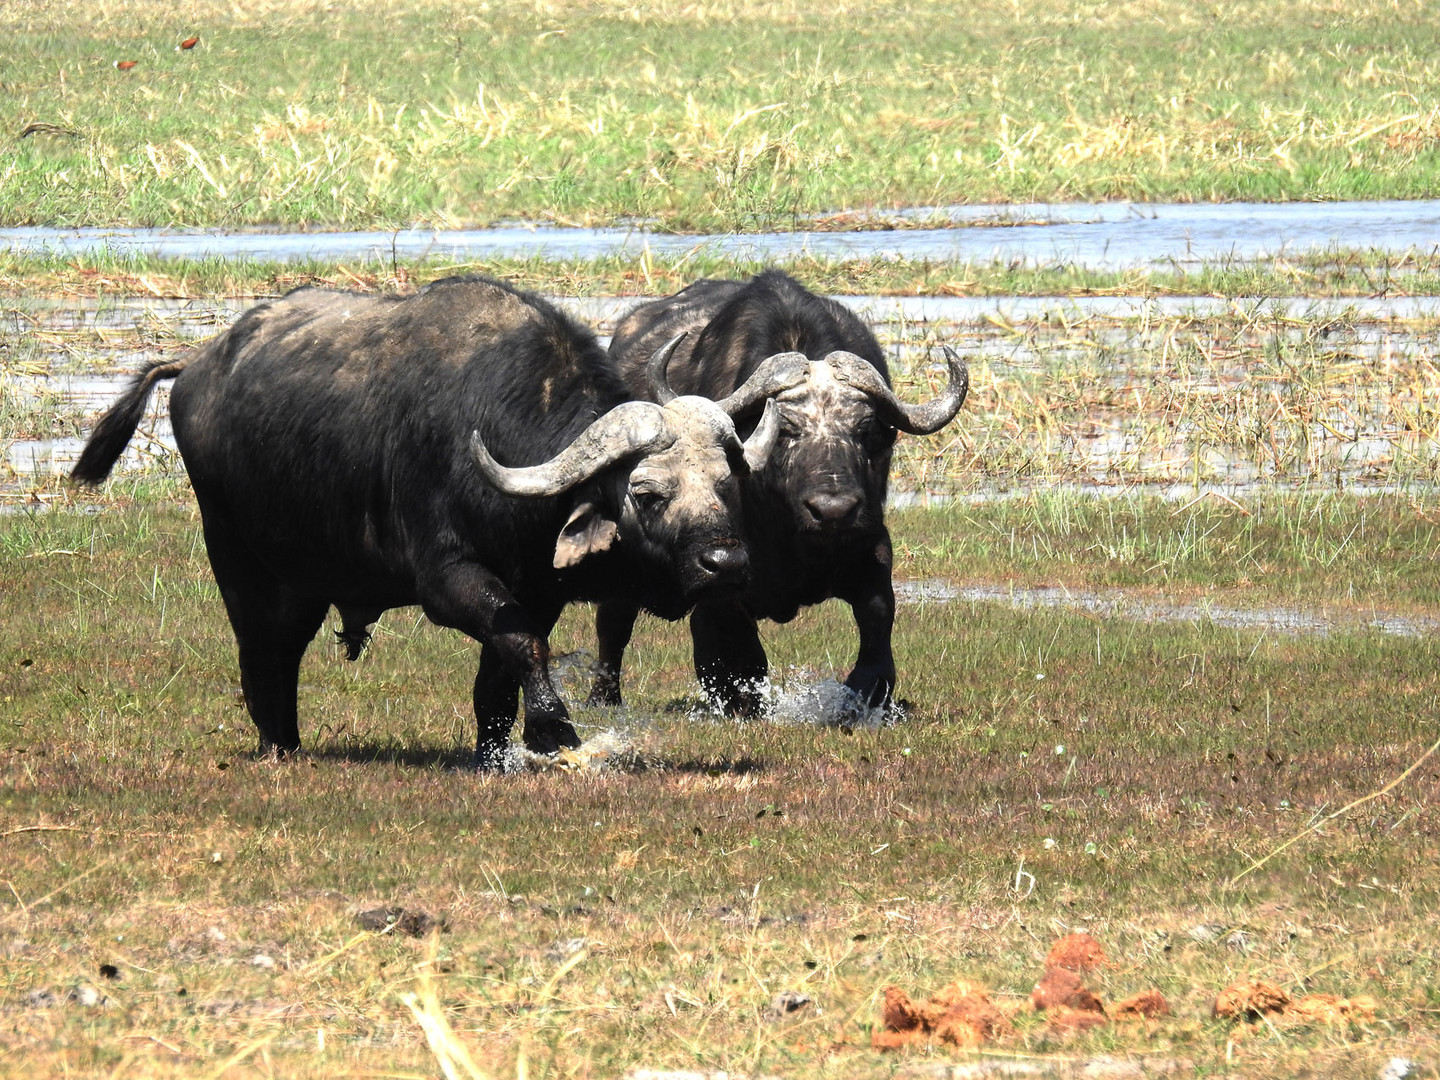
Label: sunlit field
xmin=1 ymin=489 xmax=1438 ymax=1078
xmin=5 ymin=0 xmax=1440 ymax=229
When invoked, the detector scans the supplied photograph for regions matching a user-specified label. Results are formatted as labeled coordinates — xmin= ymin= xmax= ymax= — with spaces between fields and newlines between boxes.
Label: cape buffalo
xmin=71 ymin=275 xmax=783 ymax=768
xmin=588 ymin=270 xmax=967 ymax=717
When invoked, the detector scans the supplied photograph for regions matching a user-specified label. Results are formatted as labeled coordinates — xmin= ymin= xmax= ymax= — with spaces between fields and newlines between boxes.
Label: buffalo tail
xmin=70 ymin=358 xmax=189 ymax=485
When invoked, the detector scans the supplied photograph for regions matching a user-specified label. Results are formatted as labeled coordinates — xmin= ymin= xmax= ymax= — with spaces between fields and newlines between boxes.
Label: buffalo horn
xmin=826 ymin=346 xmax=969 ymax=435
xmin=740 ymin=399 xmax=780 ymax=472
xmin=471 ymin=401 xmax=673 ymax=497
xmin=716 ymin=351 xmax=809 ymax=419
xmin=645 ymin=333 xmax=687 ymax=404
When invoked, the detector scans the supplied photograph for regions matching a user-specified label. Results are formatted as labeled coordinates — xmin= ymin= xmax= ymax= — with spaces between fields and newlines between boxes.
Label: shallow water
xmin=4 ymin=200 xmax=1440 ymax=269
xmin=10 ymin=291 xmax=1440 ymax=337
xmin=895 ymin=578 xmax=1440 ymax=639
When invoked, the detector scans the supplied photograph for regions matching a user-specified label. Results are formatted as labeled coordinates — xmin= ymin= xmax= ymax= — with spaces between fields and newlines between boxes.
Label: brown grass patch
xmin=1285 ymin=993 xmax=1380 ymax=1024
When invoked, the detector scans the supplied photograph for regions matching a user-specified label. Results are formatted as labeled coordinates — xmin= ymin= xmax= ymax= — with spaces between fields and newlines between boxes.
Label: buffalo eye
xmin=863 ymin=421 xmax=896 ymax=452
xmin=629 ymin=485 xmax=668 ymax=514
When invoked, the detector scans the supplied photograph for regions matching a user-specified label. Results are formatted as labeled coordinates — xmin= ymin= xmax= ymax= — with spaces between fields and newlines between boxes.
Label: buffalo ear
xmin=553 ymin=500 xmax=619 ymax=569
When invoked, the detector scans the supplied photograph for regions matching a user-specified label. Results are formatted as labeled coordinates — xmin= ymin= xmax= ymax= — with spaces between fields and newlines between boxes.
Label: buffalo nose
xmin=804 ymin=491 xmax=860 ymax=525
xmin=698 ymin=544 xmax=749 ymax=579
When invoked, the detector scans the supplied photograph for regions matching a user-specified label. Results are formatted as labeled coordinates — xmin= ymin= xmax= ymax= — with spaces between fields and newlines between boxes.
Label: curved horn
xmin=716 ymin=351 xmax=809 ymax=419
xmin=644 ymin=333 xmax=686 ymax=404
xmin=740 ymin=399 xmax=781 ymax=472
xmin=471 ymin=401 xmax=673 ymax=497
xmin=827 ymin=346 xmax=969 ymax=435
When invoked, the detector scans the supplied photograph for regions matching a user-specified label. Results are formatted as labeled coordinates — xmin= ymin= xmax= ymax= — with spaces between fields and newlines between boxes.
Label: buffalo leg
xmin=206 ymin=541 xmax=329 ymax=755
xmin=837 ymin=534 xmax=897 ymax=709
xmin=471 ymin=644 xmax=521 ymax=770
xmin=419 ymin=562 xmax=580 ymax=767
xmin=587 ymin=598 xmax=639 ymax=707
xmin=691 ymin=599 xmax=767 ymax=717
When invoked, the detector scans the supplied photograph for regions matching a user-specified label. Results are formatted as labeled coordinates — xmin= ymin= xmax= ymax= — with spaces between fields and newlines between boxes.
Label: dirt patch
xmin=874 ymin=981 xmax=1015 ymax=1050
xmin=355 ymin=906 xmax=447 ymax=937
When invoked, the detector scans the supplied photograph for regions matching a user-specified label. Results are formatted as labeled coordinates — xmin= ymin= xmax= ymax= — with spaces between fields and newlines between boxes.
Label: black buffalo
xmin=588 ymin=270 xmax=967 ymax=716
xmin=72 ymin=276 xmax=783 ymax=767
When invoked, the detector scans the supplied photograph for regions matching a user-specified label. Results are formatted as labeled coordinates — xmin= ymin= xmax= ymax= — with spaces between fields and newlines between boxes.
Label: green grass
xmin=895 ymin=491 xmax=1440 ymax=609
xmin=2 ymin=492 xmax=1438 ymax=1077
xmin=5 ymin=0 xmax=1440 ymax=230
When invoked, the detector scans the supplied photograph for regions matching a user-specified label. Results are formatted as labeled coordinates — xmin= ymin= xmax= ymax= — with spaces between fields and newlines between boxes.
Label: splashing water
xmin=676 ymin=668 xmax=900 ymax=730
xmin=503 ymin=654 xmax=899 ymax=773
xmin=765 ymin=670 xmax=899 ymax=730
xmin=503 ymin=727 xmax=652 ymax=774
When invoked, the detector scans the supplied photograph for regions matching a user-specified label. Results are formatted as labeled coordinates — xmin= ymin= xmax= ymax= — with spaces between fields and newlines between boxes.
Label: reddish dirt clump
xmin=874 ymin=981 xmax=1015 ymax=1050
xmin=1028 ymin=932 xmax=1176 ymax=1038
xmin=1045 ymin=931 xmax=1108 ymax=972
xmin=878 ymin=985 xmax=925 ymax=1033
xmin=1032 ymin=967 xmax=1106 ymax=1015
xmin=1113 ymin=989 xmax=1172 ymax=1020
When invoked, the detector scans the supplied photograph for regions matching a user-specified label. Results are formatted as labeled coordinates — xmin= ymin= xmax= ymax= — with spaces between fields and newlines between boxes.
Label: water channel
xmin=4 ymin=200 xmax=1439 ymax=269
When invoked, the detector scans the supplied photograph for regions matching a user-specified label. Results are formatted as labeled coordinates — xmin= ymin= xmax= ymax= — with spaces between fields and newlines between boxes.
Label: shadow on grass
xmin=302 ymin=741 xmax=475 ymax=770
xmin=666 ymin=756 xmax=767 ymax=776
xmin=286 ymin=742 xmax=768 ymax=776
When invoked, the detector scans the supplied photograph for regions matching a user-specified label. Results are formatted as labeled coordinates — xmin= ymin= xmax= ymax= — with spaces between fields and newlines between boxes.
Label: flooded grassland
xmin=6 ymin=291 xmax=1439 ymax=498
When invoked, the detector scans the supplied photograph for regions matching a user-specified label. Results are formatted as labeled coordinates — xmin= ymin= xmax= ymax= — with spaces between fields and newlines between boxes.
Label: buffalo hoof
xmin=474 ymin=741 xmax=509 ymax=772
xmin=701 ymin=680 xmax=764 ymax=720
xmin=725 ymin=692 xmax=763 ymax=720
xmin=256 ymin=739 xmax=302 ymax=760
xmin=586 ymin=672 xmax=623 ymax=708
xmin=844 ymin=666 xmax=895 ymax=710
xmin=522 ymin=718 xmax=582 ymax=756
